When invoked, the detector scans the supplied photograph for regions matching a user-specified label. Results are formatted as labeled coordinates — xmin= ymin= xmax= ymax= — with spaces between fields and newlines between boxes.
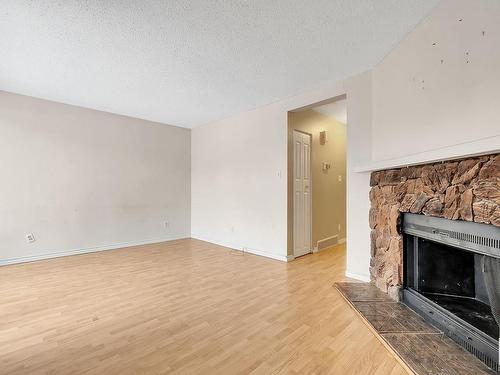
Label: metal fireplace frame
xmin=402 ymin=213 xmax=500 ymax=371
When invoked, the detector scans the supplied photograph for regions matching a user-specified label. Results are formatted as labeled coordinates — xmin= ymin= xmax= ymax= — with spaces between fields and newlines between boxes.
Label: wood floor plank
xmin=0 ymin=239 xmax=408 ymax=374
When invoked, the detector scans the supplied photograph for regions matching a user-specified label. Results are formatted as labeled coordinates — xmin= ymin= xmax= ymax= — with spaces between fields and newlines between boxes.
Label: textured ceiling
xmin=1 ymin=1 xmax=439 ymax=128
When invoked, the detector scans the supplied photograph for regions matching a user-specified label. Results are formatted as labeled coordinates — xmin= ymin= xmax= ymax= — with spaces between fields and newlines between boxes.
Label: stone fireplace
xmin=368 ymin=153 xmax=499 ymax=370
xmin=369 ymin=153 xmax=499 ymax=300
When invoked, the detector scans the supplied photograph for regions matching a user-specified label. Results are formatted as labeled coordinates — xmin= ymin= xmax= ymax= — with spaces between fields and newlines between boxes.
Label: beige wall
xmin=287 ymin=110 xmax=346 ymax=253
xmin=0 ymin=91 xmax=191 ymax=265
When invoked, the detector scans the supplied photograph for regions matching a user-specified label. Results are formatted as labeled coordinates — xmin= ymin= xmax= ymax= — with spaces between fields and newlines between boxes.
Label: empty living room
xmin=1 ymin=1 xmax=499 ymax=374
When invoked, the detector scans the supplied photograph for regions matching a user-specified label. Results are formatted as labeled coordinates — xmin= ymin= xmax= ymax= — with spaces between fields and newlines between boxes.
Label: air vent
xmin=451 ymin=333 xmax=499 ymax=372
xmin=448 ymin=230 xmax=500 ymax=250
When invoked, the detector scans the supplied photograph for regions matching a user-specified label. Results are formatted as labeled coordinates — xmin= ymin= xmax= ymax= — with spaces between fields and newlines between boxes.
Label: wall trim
xmin=191 ymin=235 xmax=290 ymax=262
xmin=345 ymin=271 xmax=371 ymax=283
xmin=0 ymin=234 xmax=190 ymax=267
xmin=316 ymin=235 xmax=338 ymax=251
xmin=314 ymin=236 xmax=346 ymax=252
xmin=355 ymin=136 xmax=500 ymax=172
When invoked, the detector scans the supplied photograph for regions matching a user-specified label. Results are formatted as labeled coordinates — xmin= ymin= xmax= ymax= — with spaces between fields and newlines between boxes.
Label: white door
xmin=293 ymin=130 xmax=312 ymax=257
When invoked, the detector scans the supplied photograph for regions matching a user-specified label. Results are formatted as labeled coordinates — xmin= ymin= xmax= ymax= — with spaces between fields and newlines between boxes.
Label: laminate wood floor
xmin=0 ymin=239 xmax=408 ymax=375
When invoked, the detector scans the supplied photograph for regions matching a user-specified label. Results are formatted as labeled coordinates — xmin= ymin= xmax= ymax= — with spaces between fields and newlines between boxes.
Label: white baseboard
xmin=191 ymin=235 xmax=290 ymax=262
xmin=338 ymin=237 xmax=346 ymax=244
xmin=0 ymin=234 xmax=189 ymax=267
xmin=345 ymin=271 xmax=371 ymax=282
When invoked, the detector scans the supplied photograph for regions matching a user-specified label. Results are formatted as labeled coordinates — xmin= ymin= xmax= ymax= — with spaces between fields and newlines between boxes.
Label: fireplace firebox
xmin=403 ymin=213 xmax=500 ymax=371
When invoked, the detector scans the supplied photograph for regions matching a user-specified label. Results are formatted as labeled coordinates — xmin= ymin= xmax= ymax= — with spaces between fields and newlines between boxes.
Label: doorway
xmin=288 ymin=96 xmax=347 ymax=259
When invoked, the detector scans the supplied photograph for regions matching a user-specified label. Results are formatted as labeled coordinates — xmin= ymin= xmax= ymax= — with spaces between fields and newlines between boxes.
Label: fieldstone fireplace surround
xmin=369 ymin=153 xmax=499 ymax=300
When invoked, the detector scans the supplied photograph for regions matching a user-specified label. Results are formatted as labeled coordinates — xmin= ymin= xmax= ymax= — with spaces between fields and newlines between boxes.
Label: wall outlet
xmin=338 ymin=175 xmax=342 ymax=182
xmin=338 ymin=224 xmax=341 ymax=232
xmin=231 ymin=226 xmax=235 ymax=233
xmin=26 ymin=233 xmax=36 ymax=243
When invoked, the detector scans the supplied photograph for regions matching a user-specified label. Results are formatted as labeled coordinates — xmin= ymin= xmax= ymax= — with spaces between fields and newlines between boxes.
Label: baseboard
xmin=191 ymin=235 xmax=290 ymax=262
xmin=0 ymin=234 xmax=190 ymax=267
xmin=345 ymin=271 xmax=371 ymax=282
xmin=316 ymin=235 xmax=338 ymax=251
xmin=315 ymin=236 xmax=346 ymax=252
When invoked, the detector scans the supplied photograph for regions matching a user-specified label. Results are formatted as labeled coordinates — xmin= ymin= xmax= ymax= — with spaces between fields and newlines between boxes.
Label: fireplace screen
xmin=483 ymin=257 xmax=500 ymax=332
xmin=403 ymin=213 xmax=500 ymax=371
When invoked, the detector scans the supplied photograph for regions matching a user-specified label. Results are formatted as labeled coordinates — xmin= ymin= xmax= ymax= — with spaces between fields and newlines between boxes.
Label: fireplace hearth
xmin=403 ymin=213 xmax=500 ymax=371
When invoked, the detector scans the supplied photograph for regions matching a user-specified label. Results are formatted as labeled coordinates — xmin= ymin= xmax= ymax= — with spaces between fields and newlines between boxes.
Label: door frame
xmin=292 ymin=129 xmax=313 ymax=258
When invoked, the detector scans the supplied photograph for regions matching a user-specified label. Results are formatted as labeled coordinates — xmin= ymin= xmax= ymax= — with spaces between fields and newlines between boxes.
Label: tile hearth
xmin=335 ymin=282 xmax=496 ymax=375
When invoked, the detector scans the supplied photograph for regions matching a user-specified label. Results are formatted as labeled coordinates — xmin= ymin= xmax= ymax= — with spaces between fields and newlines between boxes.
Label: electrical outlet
xmin=26 ymin=233 xmax=35 ymax=243
xmin=338 ymin=224 xmax=341 ymax=232
xmin=338 ymin=175 xmax=342 ymax=182
xmin=231 ymin=226 xmax=235 ymax=233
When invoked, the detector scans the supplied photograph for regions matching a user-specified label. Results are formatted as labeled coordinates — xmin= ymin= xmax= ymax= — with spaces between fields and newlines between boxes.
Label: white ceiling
xmin=314 ymin=100 xmax=347 ymax=124
xmin=1 ymin=1 xmax=439 ymax=128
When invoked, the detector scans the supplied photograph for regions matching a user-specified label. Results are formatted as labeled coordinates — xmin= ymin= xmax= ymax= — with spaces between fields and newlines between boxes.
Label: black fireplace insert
xmin=403 ymin=213 xmax=500 ymax=371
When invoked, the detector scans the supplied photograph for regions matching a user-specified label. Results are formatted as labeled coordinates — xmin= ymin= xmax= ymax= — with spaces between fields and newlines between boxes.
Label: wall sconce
xmin=319 ymin=130 xmax=327 ymax=145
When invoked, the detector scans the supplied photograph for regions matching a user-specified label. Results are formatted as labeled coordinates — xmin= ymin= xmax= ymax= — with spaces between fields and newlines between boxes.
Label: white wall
xmin=0 ymin=91 xmax=191 ymax=265
xmin=371 ymin=0 xmax=500 ymax=166
xmin=191 ymin=76 xmax=372 ymax=271
xmin=191 ymin=102 xmax=289 ymax=260
xmin=345 ymin=73 xmax=372 ymax=281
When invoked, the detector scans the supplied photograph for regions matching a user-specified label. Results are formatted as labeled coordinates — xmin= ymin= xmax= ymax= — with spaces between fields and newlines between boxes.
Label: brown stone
xmin=389 ymin=205 xmax=401 ymax=236
xmin=376 ymin=204 xmax=390 ymax=228
xmin=458 ymin=189 xmax=474 ymax=221
xmin=441 ymin=161 xmax=459 ymax=183
xmin=444 ymin=186 xmax=460 ymax=207
xmin=409 ymin=192 xmax=430 ymax=213
xmin=381 ymin=185 xmax=398 ymax=205
xmin=400 ymin=194 xmax=416 ymax=212
xmin=369 ymin=186 xmax=382 ymax=207
xmin=421 ymin=165 xmax=440 ymax=191
xmin=443 ymin=199 xmax=458 ymax=220
xmin=379 ymin=169 xmax=403 ymax=186
xmin=404 ymin=179 xmax=416 ymax=195
xmin=473 ymin=199 xmax=497 ymax=225
xmin=388 ymin=236 xmax=402 ymax=255
xmin=451 ymin=159 xmax=482 ymax=185
xmin=370 ymin=230 xmax=378 ymax=257
xmin=433 ymin=163 xmax=452 ymax=193
xmin=491 ymin=208 xmax=500 ymax=227
xmin=375 ymin=227 xmax=391 ymax=251
xmin=473 ymin=180 xmax=500 ymax=204
xmin=423 ymin=196 xmax=443 ymax=216
xmin=369 ymin=208 xmax=376 ymax=229
xmin=402 ymin=166 xmax=423 ymax=180
xmin=370 ymin=171 xmax=382 ymax=187
xmin=394 ymin=182 xmax=408 ymax=201
xmin=479 ymin=154 xmax=500 ymax=180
